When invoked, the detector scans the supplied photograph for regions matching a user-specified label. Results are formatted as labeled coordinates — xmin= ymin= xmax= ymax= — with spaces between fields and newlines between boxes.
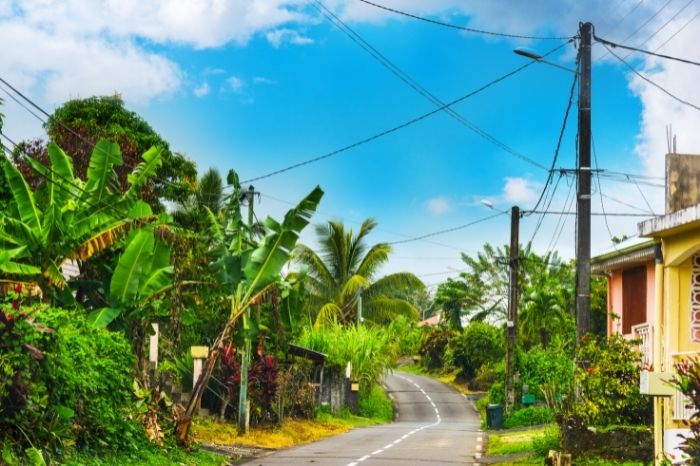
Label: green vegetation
xmin=294 ymin=218 xmax=424 ymax=326
xmin=487 ymin=425 xmax=557 ymax=456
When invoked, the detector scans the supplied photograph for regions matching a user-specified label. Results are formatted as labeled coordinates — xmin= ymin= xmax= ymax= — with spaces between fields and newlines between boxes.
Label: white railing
xmin=632 ymin=323 xmax=652 ymax=368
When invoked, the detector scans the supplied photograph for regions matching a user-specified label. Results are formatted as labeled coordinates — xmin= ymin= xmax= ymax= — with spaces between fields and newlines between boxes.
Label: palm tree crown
xmin=294 ymin=218 xmax=425 ymax=326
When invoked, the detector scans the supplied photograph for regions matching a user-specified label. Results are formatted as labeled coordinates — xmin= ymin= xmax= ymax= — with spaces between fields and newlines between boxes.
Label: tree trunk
xmin=175 ymin=320 xmax=233 ymax=446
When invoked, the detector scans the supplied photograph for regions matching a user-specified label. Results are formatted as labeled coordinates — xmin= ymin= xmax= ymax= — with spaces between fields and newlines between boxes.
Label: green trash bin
xmin=486 ymin=404 xmax=503 ymax=429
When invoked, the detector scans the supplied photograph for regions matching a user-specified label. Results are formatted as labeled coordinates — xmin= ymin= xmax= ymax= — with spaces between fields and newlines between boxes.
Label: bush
xmin=358 ymin=383 xmax=394 ymax=422
xmin=573 ymin=333 xmax=652 ymax=426
xmin=504 ymin=406 xmax=555 ymax=429
xmin=446 ymin=321 xmax=503 ymax=382
xmin=418 ymin=326 xmax=454 ymax=371
xmin=386 ymin=316 xmax=422 ymax=357
xmin=0 ymin=304 xmax=142 ymax=460
xmin=532 ymin=425 xmax=560 ymax=456
xmin=517 ymin=341 xmax=574 ymax=403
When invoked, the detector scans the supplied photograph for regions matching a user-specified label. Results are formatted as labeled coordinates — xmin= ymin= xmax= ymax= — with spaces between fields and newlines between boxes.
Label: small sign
xmin=351 ymin=383 xmax=360 ymax=392
xmin=190 ymin=346 xmax=209 ymax=359
xmin=639 ymin=371 xmax=674 ymax=397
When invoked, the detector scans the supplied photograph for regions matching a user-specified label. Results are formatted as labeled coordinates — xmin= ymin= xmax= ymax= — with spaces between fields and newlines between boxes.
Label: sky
xmin=1 ymin=0 xmax=700 ymax=293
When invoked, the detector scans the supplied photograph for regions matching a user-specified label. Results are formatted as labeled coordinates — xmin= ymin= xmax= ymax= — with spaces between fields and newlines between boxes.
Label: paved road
xmin=239 ymin=371 xmax=484 ymax=466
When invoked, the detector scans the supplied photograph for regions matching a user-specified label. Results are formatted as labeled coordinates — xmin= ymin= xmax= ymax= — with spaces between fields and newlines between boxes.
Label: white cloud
xmin=193 ymin=82 xmax=210 ymax=97
xmin=630 ymin=19 xmax=700 ymax=190
xmin=266 ymin=28 xmax=314 ymax=48
xmin=502 ymin=177 xmax=538 ymax=204
xmin=426 ymin=196 xmax=452 ymax=215
xmin=254 ymin=76 xmax=276 ymax=85
xmin=0 ymin=20 xmax=180 ymax=104
xmin=225 ymin=76 xmax=245 ymax=93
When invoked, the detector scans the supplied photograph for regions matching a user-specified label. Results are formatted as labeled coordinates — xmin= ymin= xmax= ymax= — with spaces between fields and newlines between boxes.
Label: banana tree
xmin=175 ymin=183 xmax=323 ymax=445
xmin=0 ymin=140 xmax=163 ymax=298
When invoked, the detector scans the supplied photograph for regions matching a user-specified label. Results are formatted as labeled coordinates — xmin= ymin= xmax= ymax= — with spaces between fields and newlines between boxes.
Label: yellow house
xmin=639 ymin=203 xmax=700 ymax=462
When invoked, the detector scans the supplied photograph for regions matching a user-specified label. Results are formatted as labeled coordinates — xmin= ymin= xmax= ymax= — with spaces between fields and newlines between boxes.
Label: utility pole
xmin=576 ymin=22 xmax=592 ymax=343
xmin=238 ymin=185 xmax=257 ymax=433
xmin=505 ymin=205 xmax=520 ymax=413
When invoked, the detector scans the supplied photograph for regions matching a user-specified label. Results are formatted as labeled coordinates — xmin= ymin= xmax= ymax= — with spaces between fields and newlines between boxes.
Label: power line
xmin=595 ymin=32 xmax=700 ymax=66
xmin=626 ymin=0 xmax=696 ymax=55
xmin=388 ymin=212 xmax=506 ymax=245
xmin=601 ymin=42 xmax=700 ymax=111
xmin=528 ymin=210 xmax=653 ymax=217
xmin=260 ymin=193 xmax=466 ymax=251
xmin=598 ymin=0 xmax=674 ymax=60
xmin=311 ymin=0 xmax=548 ymax=171
xmin=356 ymin=0 xmax=573 ymax=40
xmin=240 ymin=41 xmax=571 ymax=184
xmin=526 ymin=53 xmax=579 ymax=245
xmin=654 ymin=9 xmax=700 ymax=51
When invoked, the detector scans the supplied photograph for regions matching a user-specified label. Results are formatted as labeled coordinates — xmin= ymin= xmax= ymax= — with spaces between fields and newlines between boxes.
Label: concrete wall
xmin=666 ymin=153 xmax=700 ymax=214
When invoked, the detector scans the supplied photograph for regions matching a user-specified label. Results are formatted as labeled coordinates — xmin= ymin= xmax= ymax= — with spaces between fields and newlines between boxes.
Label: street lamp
xmin=514 ymin=47 xmax=576 ymax=73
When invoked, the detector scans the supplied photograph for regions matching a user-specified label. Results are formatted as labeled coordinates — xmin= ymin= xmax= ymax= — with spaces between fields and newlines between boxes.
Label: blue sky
xmin=2 ymin=0 xmax=699 ymax=289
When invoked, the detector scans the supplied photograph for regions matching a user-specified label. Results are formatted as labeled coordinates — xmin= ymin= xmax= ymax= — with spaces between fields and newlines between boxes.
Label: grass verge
xmin=62 ymin=445 xmax=228 ymax=466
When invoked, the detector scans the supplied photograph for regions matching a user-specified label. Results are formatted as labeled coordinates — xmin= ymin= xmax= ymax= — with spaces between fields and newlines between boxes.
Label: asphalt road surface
xmin=239 ymin=371 xmax=484 ymax=466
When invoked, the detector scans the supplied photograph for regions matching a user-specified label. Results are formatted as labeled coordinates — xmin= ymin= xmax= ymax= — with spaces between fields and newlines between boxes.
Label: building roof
xmin=591 ymin=236 xmax=656 ymax=273
xmin=638 ymin=202 xmax=700 ymax=238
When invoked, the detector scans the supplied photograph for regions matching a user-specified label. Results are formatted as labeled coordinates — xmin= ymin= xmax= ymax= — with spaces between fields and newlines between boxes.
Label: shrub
xmin=418 ymin=326 xmax=454 ymax=371
xmin=386 ymin=315 xmax=422 ymax=357
xmin=446 ymin=321 xmax=503 ymax=382
xmin=358 ymin=383 xmax=394 ymax=422
xmin=0 ymin=304 xmax=142 ymax=460
xmin=517 ymin=341 xmax=574 ymax=403
xmin=504 ymin=406 xmax=555 ymax=429
xmin=573 ymin=333 xmax=652 ymax=426
xmin=532 ymin=425 xmax=560 ymax=456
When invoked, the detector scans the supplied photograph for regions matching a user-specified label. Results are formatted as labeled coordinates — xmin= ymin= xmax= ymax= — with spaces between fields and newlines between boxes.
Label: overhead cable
xmin=241 ymin=41 xmax=571 ymax=184
xmin=312 ymin=0 xmax=547 ymax=171
xmin=356 ymin=0 xmax=573 ymax=40
xmin=601 ymin=42 xmax=700 ymax=111
xmin=595 ymin=33 xmax=700 ymax=66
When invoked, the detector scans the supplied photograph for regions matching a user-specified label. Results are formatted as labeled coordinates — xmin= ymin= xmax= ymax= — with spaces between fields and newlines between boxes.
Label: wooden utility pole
xmin=238 ymin=185 xmax=257 ymax=433
xmin=505 ymin=205 xmax=520 ymax=413
xmin=576 ymin=22 xmax=593 ymax=343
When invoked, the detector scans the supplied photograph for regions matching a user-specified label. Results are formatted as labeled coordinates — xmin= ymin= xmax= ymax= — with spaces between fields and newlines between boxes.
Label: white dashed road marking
xmin=345 ymin=375 xmax=441 ymax=466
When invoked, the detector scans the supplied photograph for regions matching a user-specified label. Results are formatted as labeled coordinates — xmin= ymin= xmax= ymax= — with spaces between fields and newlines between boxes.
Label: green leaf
xmin=2 ymin=443 xmax=19 ymax=466
xmin=110 ymin=229 xmax=154 ymax=306
xmin=47 ymin=142 xmax=76 ymax=207
xmin=124 ymin=146 xmax=163 ymax=201
xmin=0 ymin=155 xmax=40 ymax=231
xmin=83 ymin=140 xmax=123 ymax=204
xmin=243 ymin=186 xmax=323 ymax=299
xmin=87 ymin=307 xmax=121 ymax=327
xmin=139 ymin=266 xmax=173 ymax=299
xmin=24 ymin=448 xmax=46 ymax=466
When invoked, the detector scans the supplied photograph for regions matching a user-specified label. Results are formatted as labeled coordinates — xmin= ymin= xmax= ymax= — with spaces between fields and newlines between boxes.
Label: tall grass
xmin=297 ymin=324 xmax=396 ymax=387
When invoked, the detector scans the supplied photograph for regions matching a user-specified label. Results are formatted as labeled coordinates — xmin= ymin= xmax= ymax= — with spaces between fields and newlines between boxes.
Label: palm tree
xmin=173 ymin=167 xmax=224 ymax=230
xmin=294 ymin=219 xmax=425 ymax=326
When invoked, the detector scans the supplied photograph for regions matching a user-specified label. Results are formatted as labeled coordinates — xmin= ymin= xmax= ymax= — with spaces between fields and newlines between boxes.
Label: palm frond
xmin=362 ymin=297 xmax=419 ymax=324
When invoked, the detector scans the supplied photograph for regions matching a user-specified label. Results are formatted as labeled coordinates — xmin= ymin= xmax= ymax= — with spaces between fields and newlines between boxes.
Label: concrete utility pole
xmin=576 ymin=22 xmax=593 ymax=343
xmin=238 ymin=185 xmax=257 ymax=433
xmin=505 ymin=205 xmax=520 ymax=413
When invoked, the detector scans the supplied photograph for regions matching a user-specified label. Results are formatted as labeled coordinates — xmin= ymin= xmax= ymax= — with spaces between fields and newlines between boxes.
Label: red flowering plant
xmin=219 ymin=343 xmax=280 ymax=425
xmin=670 ymin=357 xmax=700 ymax=462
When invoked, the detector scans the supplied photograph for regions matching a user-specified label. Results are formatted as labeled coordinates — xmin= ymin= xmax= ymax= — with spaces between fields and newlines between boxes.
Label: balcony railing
xmin=632 ymin=323 xmax=652 ymax=368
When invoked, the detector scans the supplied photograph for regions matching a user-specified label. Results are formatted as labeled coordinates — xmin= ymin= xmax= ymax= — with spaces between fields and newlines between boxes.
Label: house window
xmin=622 ymin=266 xmax=646 ymax=334
xmin=691 ymin=255 xmax=700 ymax=343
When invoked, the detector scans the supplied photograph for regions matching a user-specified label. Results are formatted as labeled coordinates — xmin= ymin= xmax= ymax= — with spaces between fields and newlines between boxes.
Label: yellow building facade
xmin=639 ymin=204 xmax=700 ymax=463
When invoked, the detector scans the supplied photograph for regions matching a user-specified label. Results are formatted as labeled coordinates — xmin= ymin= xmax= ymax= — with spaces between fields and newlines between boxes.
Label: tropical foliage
xmin=294 ymin=219 xmax=424 ymax=326
xmin=0 ymin=139 xmax=163 ymax=298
